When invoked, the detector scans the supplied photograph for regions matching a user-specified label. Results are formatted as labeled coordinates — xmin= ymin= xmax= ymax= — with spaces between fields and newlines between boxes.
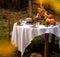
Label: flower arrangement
xmin=17 ymin=7 xmax=56 ymax=27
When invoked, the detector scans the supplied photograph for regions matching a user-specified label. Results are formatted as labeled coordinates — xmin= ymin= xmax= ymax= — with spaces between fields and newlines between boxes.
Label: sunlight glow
xmin=36 ymin=0 xmax=60 ymax=13
xmin=0 ymin=44 xmax=16 ymax=56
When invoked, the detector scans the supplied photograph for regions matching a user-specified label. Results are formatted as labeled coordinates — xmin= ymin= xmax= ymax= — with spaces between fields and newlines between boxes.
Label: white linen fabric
xmin=11 ymin=23 xmax=60 ymax=56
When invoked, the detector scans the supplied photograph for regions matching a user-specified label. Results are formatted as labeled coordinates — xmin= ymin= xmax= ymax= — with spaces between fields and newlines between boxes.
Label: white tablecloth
xmin=11 ymin=23 xmax=60 ymax=55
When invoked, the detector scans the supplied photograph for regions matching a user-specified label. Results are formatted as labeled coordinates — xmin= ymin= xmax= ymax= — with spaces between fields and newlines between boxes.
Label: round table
xmin=11 ymin=23 xmax=60 ymax=57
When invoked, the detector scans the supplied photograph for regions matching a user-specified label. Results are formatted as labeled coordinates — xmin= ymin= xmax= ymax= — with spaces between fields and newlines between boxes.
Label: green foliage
xmin=44 ymin=20 xmax=50 ymax=26
xmin=31 ymin=36 xmax=44 ymax=53
xmin=23 ymin=36 xmax=44 ymax=57
xmin=31 ymin=36 xmax=43 ymax=46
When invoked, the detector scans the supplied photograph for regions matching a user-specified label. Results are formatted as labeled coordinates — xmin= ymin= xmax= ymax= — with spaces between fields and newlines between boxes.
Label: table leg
xmin=44 ymin=34 xmax=49 ymax=57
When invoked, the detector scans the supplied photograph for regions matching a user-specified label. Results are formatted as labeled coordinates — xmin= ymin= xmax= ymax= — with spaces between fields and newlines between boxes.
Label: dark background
xmin=0 ymin=0 xmax=28 ymax=10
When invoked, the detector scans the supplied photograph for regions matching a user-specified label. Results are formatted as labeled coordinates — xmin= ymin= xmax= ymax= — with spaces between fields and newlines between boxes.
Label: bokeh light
xmin=36 ymin=0 xmax=60 ymax=13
